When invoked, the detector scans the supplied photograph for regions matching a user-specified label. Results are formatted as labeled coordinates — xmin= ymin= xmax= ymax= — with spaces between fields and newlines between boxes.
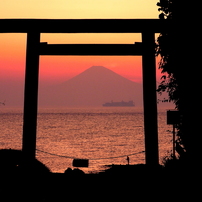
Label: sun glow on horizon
xmin=39 ymin=56 xmax=143 ymax=85
xmin=0 ymin=32 xmax=161 ymax=84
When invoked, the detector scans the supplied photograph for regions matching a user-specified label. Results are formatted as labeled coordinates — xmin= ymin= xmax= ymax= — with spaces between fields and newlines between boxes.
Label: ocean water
xmin=0 ymin=107 xmax=173 ymax=173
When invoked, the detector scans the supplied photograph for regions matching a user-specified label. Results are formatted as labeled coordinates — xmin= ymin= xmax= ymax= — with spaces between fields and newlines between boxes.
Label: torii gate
xmin=0 ymin=19 xmax=170 ymax=167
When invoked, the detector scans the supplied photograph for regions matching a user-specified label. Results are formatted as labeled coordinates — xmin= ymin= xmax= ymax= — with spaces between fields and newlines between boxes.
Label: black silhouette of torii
xmin=0 ymin=19 xmax=171 ymax=167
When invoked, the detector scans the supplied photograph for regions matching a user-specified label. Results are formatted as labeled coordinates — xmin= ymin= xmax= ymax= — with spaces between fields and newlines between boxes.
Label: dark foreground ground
xmin=0 ymin=164 xmax=198 ymax=202
xmin=0 ymin=150 xmax=199 ymax=201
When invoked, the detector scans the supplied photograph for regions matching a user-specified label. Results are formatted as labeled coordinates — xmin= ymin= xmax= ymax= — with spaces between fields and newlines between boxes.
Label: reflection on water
xmin=0 ymin=107 xmax=173 ymax=173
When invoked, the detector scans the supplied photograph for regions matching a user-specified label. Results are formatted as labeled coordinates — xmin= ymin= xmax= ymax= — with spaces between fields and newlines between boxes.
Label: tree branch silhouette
xmin=156 ymin=0 xmax=187 ymax=160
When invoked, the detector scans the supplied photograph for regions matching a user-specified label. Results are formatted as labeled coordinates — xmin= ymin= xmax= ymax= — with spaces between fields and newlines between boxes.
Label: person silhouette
xmin=126 ymin=156 xmax=130 ymax=165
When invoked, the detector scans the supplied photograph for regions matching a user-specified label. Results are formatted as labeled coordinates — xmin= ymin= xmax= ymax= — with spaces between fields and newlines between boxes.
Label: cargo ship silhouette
xmin=103 ymin=100 xmax=135 ymax=107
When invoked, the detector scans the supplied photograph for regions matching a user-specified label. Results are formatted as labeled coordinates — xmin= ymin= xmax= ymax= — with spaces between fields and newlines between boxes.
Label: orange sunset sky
xmin=0 ymin=0 xmax=163 ymax=106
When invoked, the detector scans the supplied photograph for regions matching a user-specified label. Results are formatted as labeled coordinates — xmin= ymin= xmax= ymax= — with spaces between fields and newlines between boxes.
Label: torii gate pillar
xmin=22 ymin=32 xmax=40 ymax=161
xmin=142 ymin=32 xmax=159 ymax=166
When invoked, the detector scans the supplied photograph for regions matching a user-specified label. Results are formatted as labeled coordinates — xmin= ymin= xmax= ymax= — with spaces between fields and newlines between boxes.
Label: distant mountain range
xmin=38 ymin=66 xmax=143 ymax=107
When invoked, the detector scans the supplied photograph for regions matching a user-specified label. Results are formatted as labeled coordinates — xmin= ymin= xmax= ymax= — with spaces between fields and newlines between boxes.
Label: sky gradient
xmin=0 ymin=0 xmax=159 ymax=19
xmin=0 ymin=0 xmax=163 ymax=107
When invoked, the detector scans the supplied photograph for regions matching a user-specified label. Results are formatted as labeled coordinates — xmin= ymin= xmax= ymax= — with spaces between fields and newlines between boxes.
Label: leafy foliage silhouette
xmin=156 ymin=0 xmax=187 ymax=161
xmin=156 ymin=0 xmax=178 ymax=106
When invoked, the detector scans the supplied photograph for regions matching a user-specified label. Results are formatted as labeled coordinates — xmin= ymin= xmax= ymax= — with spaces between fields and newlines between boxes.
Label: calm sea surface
xmin=0 ymin=107 xmax=173 ymax=173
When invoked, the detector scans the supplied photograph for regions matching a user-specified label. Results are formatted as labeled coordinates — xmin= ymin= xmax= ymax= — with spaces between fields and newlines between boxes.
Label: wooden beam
xmin=0 ymin=19 xmax=170 ymax=33
xmin=39 ymin=43 xmax=143 ymax=55
xmin=22 ymin=32 xmax=40 ymax=161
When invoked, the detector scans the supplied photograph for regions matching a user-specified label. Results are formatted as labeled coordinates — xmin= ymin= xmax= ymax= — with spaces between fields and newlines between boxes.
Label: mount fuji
xmin=38 ymin=66 xmax=143 ymax=107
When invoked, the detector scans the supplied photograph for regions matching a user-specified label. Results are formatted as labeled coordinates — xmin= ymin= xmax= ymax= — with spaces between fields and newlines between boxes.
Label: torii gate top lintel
xmin=0 ymin=19 xmax=170 ymax=33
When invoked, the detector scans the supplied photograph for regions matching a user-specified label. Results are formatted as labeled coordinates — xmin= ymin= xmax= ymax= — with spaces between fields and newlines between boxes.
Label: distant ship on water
xmin=102 ymin=100 xmax=135 ymax=107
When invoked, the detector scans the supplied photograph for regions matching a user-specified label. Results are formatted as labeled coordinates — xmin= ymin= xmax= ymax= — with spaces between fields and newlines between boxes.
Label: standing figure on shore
xmin=126 ymin=156 xmax=130 ymax=165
